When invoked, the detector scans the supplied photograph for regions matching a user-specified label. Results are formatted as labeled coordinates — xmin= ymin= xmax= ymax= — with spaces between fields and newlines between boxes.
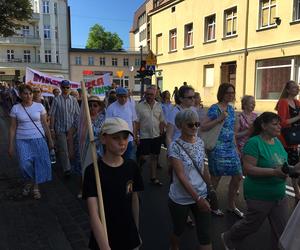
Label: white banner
xmin=25 ymin=67 xmax=80 ymax=96
xmin=84 ymin=73 xmax=112 ymax=97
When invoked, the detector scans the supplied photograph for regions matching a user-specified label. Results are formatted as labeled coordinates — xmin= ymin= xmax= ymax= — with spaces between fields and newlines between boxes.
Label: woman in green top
xmin=221 ymin=112 xmax=291 ymax=250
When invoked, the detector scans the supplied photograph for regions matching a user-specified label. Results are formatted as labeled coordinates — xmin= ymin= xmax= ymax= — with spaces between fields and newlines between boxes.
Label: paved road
xmin=0 ymin=107 xmax=297 ymax=250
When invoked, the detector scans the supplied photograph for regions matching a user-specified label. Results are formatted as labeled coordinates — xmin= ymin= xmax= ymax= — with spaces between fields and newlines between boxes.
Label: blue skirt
xmin=16 ymin=138 xmax=52 ymax=184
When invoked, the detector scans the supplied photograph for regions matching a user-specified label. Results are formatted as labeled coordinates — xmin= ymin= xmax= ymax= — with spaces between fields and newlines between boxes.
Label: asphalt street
xmin=0 ymin=107 xmax=297 ymax=250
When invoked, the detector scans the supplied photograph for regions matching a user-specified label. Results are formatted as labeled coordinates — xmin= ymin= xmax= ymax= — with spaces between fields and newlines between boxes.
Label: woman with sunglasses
xmin=8 ymin=84 xmax=53 ymax=199
xmin=201 ymin=83 xmax=243 ymax=218
xmin=32 ymin=86 xmax=50 ymax=113
xmin=168 ymin=109 xmax=212 ymax=250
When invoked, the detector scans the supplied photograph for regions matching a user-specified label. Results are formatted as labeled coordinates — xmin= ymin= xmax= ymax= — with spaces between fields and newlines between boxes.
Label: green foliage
xmin=86 ymin=24 xmax=123 ymax=50
xmin=0 ymin=0 xmax=33 ymax=36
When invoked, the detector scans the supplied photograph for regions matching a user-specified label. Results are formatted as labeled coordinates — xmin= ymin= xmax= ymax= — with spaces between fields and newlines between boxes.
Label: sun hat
xmin=101 ymin=117 xmax=133 ymax=136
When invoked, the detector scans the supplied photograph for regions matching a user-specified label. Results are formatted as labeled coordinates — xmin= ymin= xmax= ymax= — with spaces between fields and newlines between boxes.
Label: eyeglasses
xmin=183 ymin=95 xmax=195 ymax=100
xmin=89 ymin=103 xmax=99 ymax=108
xmin=186 ymin=122 xmax=201 ymax=128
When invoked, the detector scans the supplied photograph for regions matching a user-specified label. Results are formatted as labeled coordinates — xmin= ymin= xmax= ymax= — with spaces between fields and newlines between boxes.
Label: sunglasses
xmin=186 ymin=122 xmax=201 ymax=128
xmin=183 ymin=95 xmax=195 ymax=100
xmin=62 ymin=86 xmax=70 ymax=89
xmin=89 ymin=103 xmax=100 ymax=108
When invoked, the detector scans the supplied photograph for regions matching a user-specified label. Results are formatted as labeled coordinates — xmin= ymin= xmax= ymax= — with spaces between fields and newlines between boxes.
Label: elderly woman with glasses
xmin=201 ymin=83 xmax=243 ymax=218
xmin=168 ymin=109 xmax=213 ymax=250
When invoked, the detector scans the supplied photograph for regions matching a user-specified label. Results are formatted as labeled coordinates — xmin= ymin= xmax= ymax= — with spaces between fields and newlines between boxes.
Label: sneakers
xmin=211 ymin=208 xmax=224 ymax=216
xmin=221 ymin=233 xmax=235 ymax=250
xmin=227 ymin=207 xmax=244 ymax=219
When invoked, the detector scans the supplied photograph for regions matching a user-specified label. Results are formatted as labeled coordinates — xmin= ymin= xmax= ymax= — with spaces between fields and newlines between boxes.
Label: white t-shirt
xmin=168 ymin=137 xmax=207 ymax=205
xmin=10 ymin=102 xmax=46 ymax=140
xmin=106 ymin=101 xmax=137 ymax=141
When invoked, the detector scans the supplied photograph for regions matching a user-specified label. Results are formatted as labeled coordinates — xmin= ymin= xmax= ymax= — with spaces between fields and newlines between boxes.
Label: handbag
xmin=199 ymin=121 xmax=224 ymax=150
xmin=175 ymin=140 xmax=219 ymax=210
xmin=281 ymin=126 xmax=300 ymax=145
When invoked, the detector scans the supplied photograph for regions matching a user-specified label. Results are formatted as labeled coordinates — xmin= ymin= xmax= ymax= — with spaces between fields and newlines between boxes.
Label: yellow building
xmin=148 ymin=0 xmax=300 ymax=111
xmin=69 ymin=48 xmax=144 ymax=93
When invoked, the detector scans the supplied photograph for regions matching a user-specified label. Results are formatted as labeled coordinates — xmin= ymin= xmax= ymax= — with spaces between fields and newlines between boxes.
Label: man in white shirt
xmin=106 ymin=87 xmax=137 ymax=160
xmin=136 ymin=86 xmax=165 ymax=186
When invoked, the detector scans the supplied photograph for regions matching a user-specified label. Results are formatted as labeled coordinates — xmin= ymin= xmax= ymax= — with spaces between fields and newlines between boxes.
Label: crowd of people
xmin=3 ymin=78 xmax=300 ymax=250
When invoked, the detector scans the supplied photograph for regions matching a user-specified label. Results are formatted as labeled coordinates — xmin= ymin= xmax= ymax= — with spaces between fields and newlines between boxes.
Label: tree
xmin=86 ymin=24 xmax=123 ymax=50
xmin=0 ymin=0 xmax=33 ymax=37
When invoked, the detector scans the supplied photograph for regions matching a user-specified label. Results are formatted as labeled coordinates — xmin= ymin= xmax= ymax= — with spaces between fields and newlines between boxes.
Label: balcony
xmin=31 ymin=12 xmax=40 ymax=22
xmin=0 ymin=58 xmax=62 ymax=70
xmin=0 ymin=35 xmax=41 ymax=46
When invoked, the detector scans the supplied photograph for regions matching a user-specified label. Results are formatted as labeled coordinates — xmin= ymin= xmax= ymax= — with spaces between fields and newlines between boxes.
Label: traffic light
xmin=135 ymin=60 xmax=155 ymax=78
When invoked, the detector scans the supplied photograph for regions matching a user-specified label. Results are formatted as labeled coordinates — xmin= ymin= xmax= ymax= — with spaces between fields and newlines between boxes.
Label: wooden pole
xmin=80 ymin=81 xmax=108 ymax=240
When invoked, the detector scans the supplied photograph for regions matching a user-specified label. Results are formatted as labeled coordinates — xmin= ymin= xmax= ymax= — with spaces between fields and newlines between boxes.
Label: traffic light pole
xmin=140 ymin=45 xmax=144 ymax=99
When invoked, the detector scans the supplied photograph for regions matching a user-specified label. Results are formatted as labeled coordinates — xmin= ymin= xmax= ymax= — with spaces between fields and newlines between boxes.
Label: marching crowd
xmin=2 ymin=79 xmax=300 ymax=250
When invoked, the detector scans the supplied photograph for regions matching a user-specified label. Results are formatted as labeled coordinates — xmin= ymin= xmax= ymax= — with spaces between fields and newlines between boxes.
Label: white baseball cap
xmin=101 ymin=117 xmax=133 ymax=136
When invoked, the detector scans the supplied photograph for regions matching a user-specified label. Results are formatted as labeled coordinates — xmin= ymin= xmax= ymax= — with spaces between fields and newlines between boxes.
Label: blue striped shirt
xmin=49 ymin=94 xmax=80 ymax=133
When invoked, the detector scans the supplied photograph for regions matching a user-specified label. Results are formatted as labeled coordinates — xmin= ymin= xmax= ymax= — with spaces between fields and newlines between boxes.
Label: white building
xmin=0 ymin=0 xmax=70 ymax=83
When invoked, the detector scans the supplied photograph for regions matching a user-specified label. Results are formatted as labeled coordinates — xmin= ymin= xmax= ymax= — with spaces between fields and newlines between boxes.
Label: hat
xmin=101 ymin=117 xmax=133 ymax=136
xmin=88 ymin=95 xmax=102 ymax=103
xmin=61 ymin=80 xmax=70 ymax=87
xmin=116 ymin=87 xmax=128 ymax=96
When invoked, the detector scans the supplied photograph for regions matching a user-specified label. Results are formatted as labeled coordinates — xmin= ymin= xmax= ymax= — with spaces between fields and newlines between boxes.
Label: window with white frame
xmin=184 ymin=23 xmax=193 ymax=48
xmin=112 ymin=58 xmax=118 ymax=66
xmin=24 ymin=50 xmax=31 ymax=63
xmin=45 ymin=50 xmax=51 ymax=63
xmin=54 ymin=2 xmax=57 ymax=15
xmin=44 ymin=25 xmax=51 ymax=39
xmin=224 ymin=7 xmax=237 ymax=37
xmin=88 ymin=56 xmax=94 ymax=65
xmin=100 ymin=57 xmax=105 ymax=66
xmin=153 ymin=0 xmax=160 ymax=8
xmin=138 ymin=12 xmax=146 ymax=27
xmin=56 ymin=51 xmax=59 ymax=63
xmin=169 ymin=29 xmax=177 ymax=51
xmin=135 ymin=58 xmax=140 ymax=66
xmin=293 ymin=0 xmax=300 ymax=21
xmin=255 ymin=57 xmax=298 ymax=99
xmin=259 ymin=0 xmax=277 ymax=28
xmin=123 ymin=58 xmax=129 ymax=67
xmin=22 ymin=26 xmax=30 ymax=36
xmin=7 ymin=50 xmax=14 ymax=61
xmin=139 ymin=29 xmax=146 ymax=42
xmin=43 ymin=1 xmax=50 ymax=13
xmin=75 ymin=56 xmax=81 ymax=65
xmin=205 ymin=14 xmax=216 ymax=42
xmin=204 ymin=65 xmax=215 ymax=87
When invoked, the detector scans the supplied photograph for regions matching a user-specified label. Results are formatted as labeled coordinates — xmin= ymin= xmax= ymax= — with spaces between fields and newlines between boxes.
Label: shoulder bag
xmin=175 ymin=140 xmax=219 ymax=210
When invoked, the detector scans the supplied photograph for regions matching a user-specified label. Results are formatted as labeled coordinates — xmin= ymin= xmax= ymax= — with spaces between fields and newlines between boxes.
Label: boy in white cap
xmin=82 ymin=117 xmax=144 ymax=250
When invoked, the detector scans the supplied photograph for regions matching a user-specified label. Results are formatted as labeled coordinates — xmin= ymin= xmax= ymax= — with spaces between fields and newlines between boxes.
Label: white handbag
xmin=199 ymin=120 xmax=224 ymax=151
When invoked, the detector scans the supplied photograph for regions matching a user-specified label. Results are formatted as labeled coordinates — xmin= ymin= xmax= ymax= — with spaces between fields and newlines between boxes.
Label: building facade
xmin=0 ymin=0 xmax=70 ymax=83
xmin=69 ymin=48 xmax=144 ymax=92
xmin=148 ymin=0 xmax=300 ymax=111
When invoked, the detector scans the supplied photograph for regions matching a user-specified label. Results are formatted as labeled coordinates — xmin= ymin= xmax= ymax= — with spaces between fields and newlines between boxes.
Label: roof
xmin=69 ymin=48 xmax=140 ymax=55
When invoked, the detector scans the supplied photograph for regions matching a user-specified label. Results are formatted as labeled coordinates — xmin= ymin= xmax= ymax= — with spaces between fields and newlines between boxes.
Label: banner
xmin=84 ymin=73 xmax=111 ymax=96
xmin=25 ymin=67 xmax=80 ymax=96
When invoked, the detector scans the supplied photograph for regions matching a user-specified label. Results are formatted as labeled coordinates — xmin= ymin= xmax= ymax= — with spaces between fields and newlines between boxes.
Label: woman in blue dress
xmin=201 ymin=83 xmax=243 ymax=218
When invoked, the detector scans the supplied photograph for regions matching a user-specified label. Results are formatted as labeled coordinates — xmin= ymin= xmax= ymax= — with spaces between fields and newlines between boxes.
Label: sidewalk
xmin=0 ymin=108 xmax=90 ymax=250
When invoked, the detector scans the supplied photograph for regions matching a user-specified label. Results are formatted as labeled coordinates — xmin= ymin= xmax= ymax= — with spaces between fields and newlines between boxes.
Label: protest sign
xmin=84 ymin=73 xmax=111 ymax=96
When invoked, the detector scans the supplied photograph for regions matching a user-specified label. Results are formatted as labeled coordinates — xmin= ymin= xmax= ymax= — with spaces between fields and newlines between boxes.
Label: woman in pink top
xmin=236 ymin=95 xmax=257 ymax=154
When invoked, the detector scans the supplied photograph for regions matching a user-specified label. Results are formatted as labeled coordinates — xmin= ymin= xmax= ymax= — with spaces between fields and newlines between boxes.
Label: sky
xmin=68 ymin=0 xmax=145 ymax=50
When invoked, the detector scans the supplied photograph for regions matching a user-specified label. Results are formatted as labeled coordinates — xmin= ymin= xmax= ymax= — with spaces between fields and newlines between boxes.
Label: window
xmin=139 ymin=29 xmax=146 ymax=42
xmin=124 ymin=76 xmax=129 ymax=88
xmin=7 ymin=50 xmax=14 ymax=61
xmin=260 ymin=0 xmax=277 ymax=28
xmin=24 ymin=50 xmax=31 ymax=63
xmin=75 ymin=56 xmax=81 ymax=65
xmin=256 ymin=57 xmax=297 ymax=99
xmin=156 ymin=34 xmax=162 ymax=54
xmin=169 ymin=29 xmax=177 ymax=51
xmin=100 ymin=57 xmax=106 ymax=66
xmin=123 ymin=58 xmax=129 ymax=67
xmin=204 ymin=65 xmax=215 ymax=87
xmin=135 ymin=58 xmax=140 ymax=66
xmin=44 ymin=25 xmax=51 ymax=39
xmin=43 ymin=1 xmax=50 ymax=13
xmin=55 ymin=26 xmax=58 ymax=39
xmin=88 ymin=56 xmax=94 ymax=65
xmin=205 ymin=14 xmax=216 ymax=42
xmin=153 ymin=0 xmax=160 ymax=8
xmin=37 ymin=50 xmax=40 ymax=63
xmin=293 ymin=0 xmax=300 ymax=21
xmin=54 ymin=2 xmax=57 ymax=15
xmin=22 ymin=26 xmax=30 ymax=36
xmin=224 ymin=7 xmax=237 ymax=37
xmin=45 ymin=50 xmax=51 ymax=63
xmin=171 ymin=6 xmax=176 ymax=13
xmin=184 ymin=23 xmax=193 ymax=47
xmin=112 ymin=58 xmax=118 ymax=66
xmin=56 ymin=51 xmax=59 ymax=63
xmin=138 ymin=12 xmax=146 ymax=27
